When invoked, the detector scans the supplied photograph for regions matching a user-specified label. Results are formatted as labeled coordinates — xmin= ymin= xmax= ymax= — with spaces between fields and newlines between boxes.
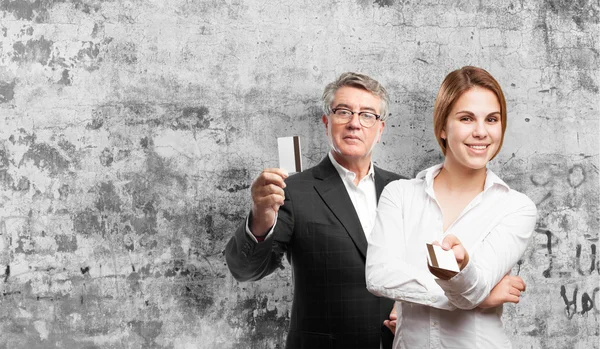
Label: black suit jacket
xmin=226 ymin=156 xmax=403 ymax=349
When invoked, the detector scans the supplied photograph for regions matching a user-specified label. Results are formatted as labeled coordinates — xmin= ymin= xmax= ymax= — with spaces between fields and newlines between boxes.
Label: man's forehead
xmin=332 ymin=86 xmax=381 ymax=109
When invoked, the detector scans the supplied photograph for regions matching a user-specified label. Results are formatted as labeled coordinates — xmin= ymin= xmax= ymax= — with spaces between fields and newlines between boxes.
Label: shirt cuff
xmin=434 ymin=259 xmax=477 ymax=294
xmin=245 ymin=213 xmax=277 ymax=243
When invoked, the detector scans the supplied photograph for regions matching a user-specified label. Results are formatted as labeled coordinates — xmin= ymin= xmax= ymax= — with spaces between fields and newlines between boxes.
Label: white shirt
xmin=366 ymin=164 xmax=537 ymax=349
xmin=328 ymin=152 xmax=377 ymax=239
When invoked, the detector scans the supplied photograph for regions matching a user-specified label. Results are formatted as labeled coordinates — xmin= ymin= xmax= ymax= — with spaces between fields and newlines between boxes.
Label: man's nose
xmin=346 ymin=112 xmax=362 ymax=128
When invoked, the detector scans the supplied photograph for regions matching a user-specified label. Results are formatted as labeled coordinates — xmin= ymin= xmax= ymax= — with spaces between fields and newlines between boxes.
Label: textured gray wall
xmin=0 ymin=0 xmax=598 ymax=348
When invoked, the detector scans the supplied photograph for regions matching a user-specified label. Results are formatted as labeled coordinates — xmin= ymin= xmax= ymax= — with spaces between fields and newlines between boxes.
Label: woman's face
xmin=441 ymin=86 xmax=502 ymax=172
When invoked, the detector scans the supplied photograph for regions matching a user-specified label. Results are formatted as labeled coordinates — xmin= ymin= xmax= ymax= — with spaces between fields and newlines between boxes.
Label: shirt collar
xmin=416 ymin=163 xmax=510 ymax=195
xmin=328 ymin=151 xmax=375 ymax=182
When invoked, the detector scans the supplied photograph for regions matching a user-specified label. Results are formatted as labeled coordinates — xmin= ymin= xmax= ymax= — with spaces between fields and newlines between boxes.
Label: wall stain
xmin=57 ymin=139 xmax=76 ymax=153
xmin=55 ymin=234 xmax=77 ymax=252
xmin=58 ymin=183 xmax=70 ymax=199
xmin=216 ymin=183 xmax=250 ymax=193
xmin=231 ymin=296 xmax=288 ymax=345
xmin=94 ymin=182 xmax=122 ymax=212
xmin=126 ymin=271 xmax=141 ymax=293
xmin=71 ymin=0 xmax=102 ymax=15
xmin=72 ymin=145 xmax=191 ymax=238
xmin=99 ymin=147 xmax=114 ymax=167
xmin=108 ymin=40 xmax=137 ymax=65
xmin=1 ymin=0 xmax=101 ymax=22
xmin=86 ymin=110 xmax=105 ymax=130
xmin=128 ymin=320 xmax=163 ymax=346
xmin=15 ymin=234 xmax=33 ymax=254
xmin=161 ymin=208 xmax=202 ymax=241
xmin=124 ymin=233 xmax=135 ymax=251
xmin=115 ymin=103 xmax=161 ymax=127
xmin=218 ymin=168 xmax=250 ymax=188
xmin=11 ymin=128 xmax=36 ymax=146
xmin=568 ymin=165 xmax=585 ymax=188
xmin=76 ymin=40 xmax=105 ymax=71
xmin=0 ymin=0 xmax=46 ymax=21
xmin=0 ymin=80 xmax=16 ymax=103
xmin=13 ymin=176 xmax=30 ymax=191
xmin=140 ymin=136 xmax=153 ymax=149
xmin=182 ymin=284 xmax=214 ymax=314
xmin=91 ymin=103 xmax=214 ymax=131
xmin=218 ymin=211 xmax=246 ymax=226
xmin=73 ymin=201 xmax=119 ymax=236
xmin=577 ymin=71 xmax=599 ymax=94
xmin=172 ymin=106 xmax=211 ymax=130
xmin=12 ymin=36 xmax=53 ymax=65
xmin=91 ymin=22 xmax=103 ymax=38
xmin=374 ymin=0 xmax=395 ymax=7
xmin=58 ymin=69 xmax=71 ymax=85
xmin=542 ymin=0 xmax=599 ymax=30
xmin=126 ymin=201 xmax=158 ymax=236
xmin=525 ymin=317 xmax=548 ymax=336
xmin=0 ymin=145 xmax=10 ymax=169
xmin=0 ymin=170 xmax=13 ymax=189
xmin=20 ymin=142 xmax=71 ymax=175
xmin=204 ymin=214 xmax=215 ymax=241
xmin=142 ymin=146 xmax=188 ymax=189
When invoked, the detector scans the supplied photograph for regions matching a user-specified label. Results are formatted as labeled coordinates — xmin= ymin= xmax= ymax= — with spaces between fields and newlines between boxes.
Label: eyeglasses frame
xmin=330 ymin=107 xmax=382 ymax=128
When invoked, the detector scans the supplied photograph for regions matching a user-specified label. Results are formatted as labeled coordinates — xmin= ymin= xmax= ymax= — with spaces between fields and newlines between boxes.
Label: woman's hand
xmin=479 ymin=274 xmax=526 ymax=308
xmin=383 ymin=303 xmax=397 ymax=334
xmin=428 ymin=234 xmax=470 ymax=280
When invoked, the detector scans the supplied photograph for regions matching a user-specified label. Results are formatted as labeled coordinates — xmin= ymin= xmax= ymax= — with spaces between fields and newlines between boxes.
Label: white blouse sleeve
xmin=366 ymin=182 xmax=457 ymax=311
xmin=435 ymin=193 xmax=537 ymax=309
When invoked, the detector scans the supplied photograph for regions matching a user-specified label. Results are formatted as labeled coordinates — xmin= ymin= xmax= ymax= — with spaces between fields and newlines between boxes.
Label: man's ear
xmin=377 ymin=121 xmax=385 ymax=142
xmin=322 ymin=114 xmax=329 ymax=132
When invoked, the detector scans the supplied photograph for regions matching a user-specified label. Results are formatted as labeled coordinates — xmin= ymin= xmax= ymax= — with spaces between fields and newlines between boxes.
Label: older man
xmin=226 ymin=72 xmax=401 ymax=348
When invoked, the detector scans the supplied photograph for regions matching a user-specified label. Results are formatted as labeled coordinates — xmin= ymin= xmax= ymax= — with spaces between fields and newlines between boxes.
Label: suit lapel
xmin=374 ymin=166 xmax=394 ymax=202
xmin=313 ymin=156 xmax=368 ymax=259
xmin=313 ymin=156 xmax=397 ymax=259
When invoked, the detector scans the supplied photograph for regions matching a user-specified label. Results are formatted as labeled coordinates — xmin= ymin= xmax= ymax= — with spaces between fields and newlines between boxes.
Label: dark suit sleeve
xmin=224 ymin=186 xmax=295 ymax=282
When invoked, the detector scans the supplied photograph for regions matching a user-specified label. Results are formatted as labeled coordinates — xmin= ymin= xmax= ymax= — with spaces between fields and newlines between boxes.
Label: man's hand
xmin=428 ymin=234 xmax=469 ymax=280
xmin=479 ymin=274 xmax=526 ymax=309
xmin=250 ymin=168 xmax=288 ymax=236
xmin=383 ymin=303 xmax=397 ymax=335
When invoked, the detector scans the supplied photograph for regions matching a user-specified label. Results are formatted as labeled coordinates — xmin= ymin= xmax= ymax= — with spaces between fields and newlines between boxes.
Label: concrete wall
xmin=0 ymin=0 xmax=598 ymax=348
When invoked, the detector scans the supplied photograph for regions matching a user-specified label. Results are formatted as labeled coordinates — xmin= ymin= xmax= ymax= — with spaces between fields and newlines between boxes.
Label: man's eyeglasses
xmin=330 ymin=108 xmax=381 ymax=128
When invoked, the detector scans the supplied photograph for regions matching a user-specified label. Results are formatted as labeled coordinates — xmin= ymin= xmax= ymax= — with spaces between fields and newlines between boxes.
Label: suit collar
xmin=374 ymin=165 xmax=394 ymax=202
xmin=327 ymin=152 xmax=375 ymax=183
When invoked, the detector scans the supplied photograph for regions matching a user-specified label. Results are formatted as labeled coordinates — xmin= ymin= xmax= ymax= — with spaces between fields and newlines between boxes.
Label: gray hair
xmin=322 ymin=72 xmax=390 ymax=121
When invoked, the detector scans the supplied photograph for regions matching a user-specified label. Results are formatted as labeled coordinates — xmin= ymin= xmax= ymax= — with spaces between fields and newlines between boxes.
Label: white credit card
xmin=277 ymin=136 xmax=302 ymax=174
xmin=426 ymin=243 xmax=460 ymax=273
